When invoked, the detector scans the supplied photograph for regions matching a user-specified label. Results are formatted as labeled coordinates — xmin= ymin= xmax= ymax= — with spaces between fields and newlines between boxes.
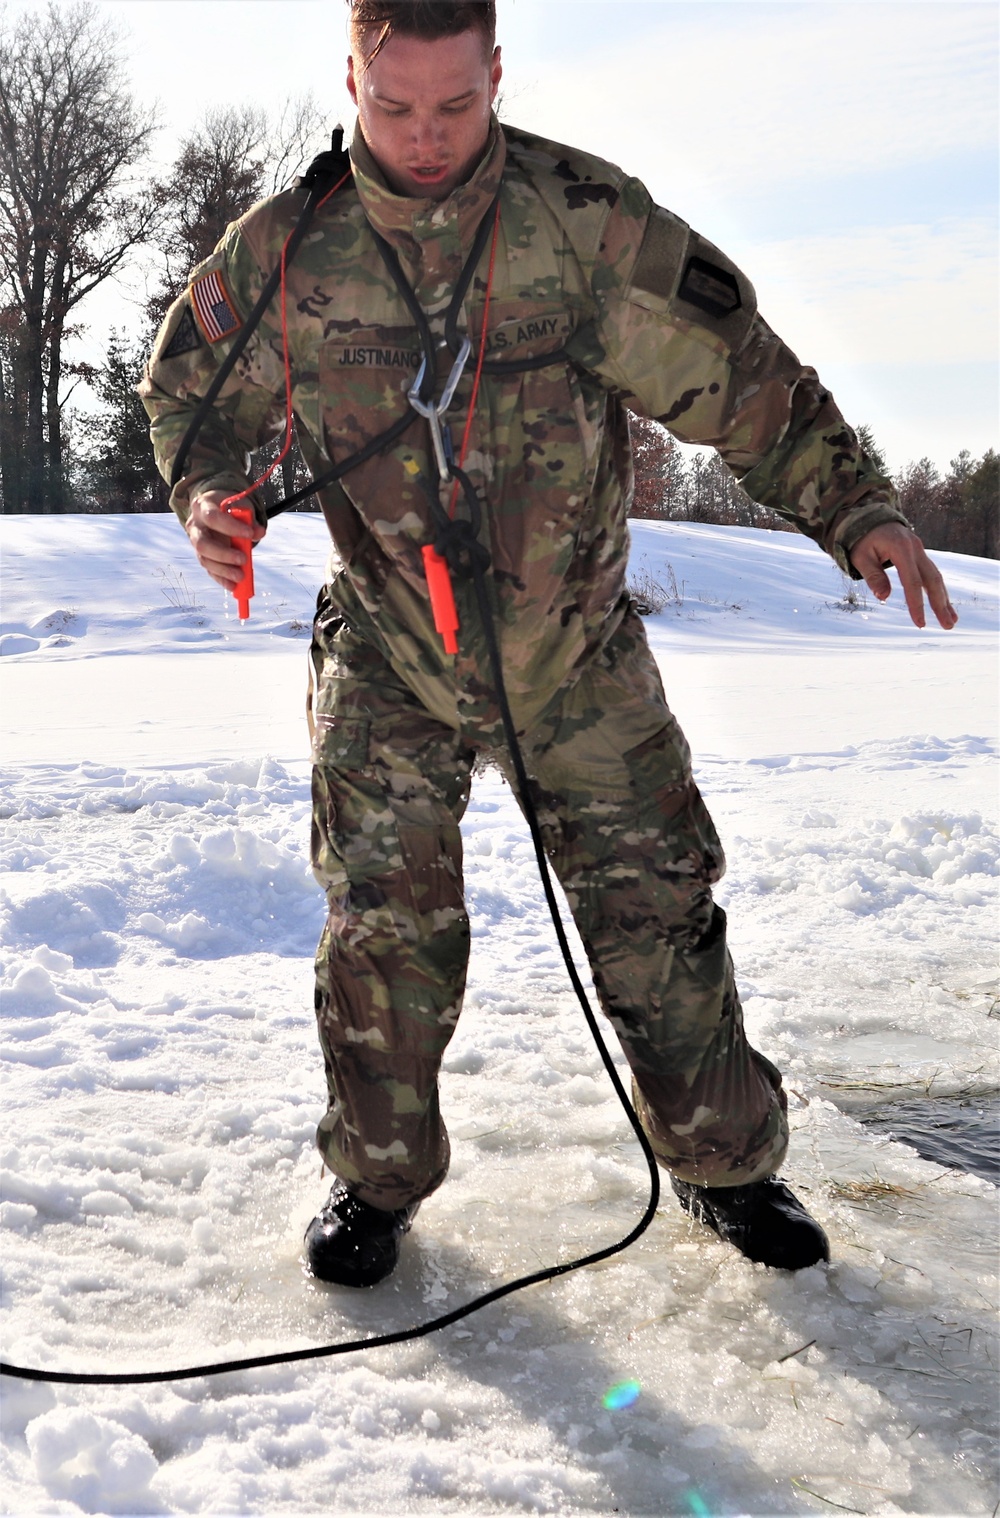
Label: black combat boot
xmin=304 ymin=1182 xmax=420 ymax=1287
xmin=671 ymin=1175 xmax=829 ymax=1270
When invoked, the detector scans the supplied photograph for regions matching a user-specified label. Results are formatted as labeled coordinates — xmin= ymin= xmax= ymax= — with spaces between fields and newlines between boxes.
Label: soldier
xmin=140 ymin=0 xmax=956 ymax=1288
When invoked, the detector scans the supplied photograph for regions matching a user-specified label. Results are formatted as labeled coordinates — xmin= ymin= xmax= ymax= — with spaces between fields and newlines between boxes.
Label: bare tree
xmin=0 ymin=1 xmax=158 ymax=511
xmin=627 ymin=411 xmax=685 ymax=519
xmin=135 ymin=96 xmax=327 ymax=512
xmin=692 ymin=452 xmax=793 ymax=530
xmin=0 ymin=303 xmax=28 ymax=511
xmin=626 ymin=414 xmax=794 ymax=532
xmin=625 ymin=408 xmax=995 ymax=557
xmin=148 ymin=95 xmax=329 ymax=327
xmin=264 ymin=92 xmax=330 ymax=197
xmin=896 ymin=456 xmax=944 ymax=548
xmin=147 ymin=105 xmax=268 ymax=331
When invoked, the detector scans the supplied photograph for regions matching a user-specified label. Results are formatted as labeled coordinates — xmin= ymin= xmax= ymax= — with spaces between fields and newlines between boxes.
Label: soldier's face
xmin=347 ymin=31 xmax=502 ymax=200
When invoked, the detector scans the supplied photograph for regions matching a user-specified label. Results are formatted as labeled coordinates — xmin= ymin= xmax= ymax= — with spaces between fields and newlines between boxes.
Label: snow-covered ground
xmin=1 ymin=514 xmax=997 ymax=1518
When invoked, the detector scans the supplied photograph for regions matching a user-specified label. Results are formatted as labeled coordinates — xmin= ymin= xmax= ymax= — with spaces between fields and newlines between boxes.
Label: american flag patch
xmin=190 ymin=268 xmax=240 ymax=343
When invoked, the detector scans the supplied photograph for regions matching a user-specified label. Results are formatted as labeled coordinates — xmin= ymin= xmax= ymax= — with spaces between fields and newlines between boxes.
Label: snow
xmin=1 ymin=514 xmax=997 ymax=1517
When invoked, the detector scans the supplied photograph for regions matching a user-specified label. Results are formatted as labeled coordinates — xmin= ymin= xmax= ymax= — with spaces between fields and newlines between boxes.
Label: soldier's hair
xmin=348 ymin=1 xmax=497 ymax=69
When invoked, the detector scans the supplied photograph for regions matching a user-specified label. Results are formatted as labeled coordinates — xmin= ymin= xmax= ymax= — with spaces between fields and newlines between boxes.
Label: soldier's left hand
xmin=850 ymin=523 xmax=958 ymax=630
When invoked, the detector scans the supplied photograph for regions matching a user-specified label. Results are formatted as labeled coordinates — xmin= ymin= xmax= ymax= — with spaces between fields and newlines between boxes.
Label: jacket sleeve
xmin=137 ymin=220 xmax=287 ymax=526
xmin=578 ymin=178 xmax=909 ymax=575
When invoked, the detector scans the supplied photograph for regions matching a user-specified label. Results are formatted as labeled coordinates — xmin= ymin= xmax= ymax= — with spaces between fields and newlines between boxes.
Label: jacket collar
xmin=349 ymin=115 xmax=506 ymax=253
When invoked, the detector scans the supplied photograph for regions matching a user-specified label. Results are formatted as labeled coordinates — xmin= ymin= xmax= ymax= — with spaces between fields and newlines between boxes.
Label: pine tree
xmin=77 ymin=331 xmax=167 ymax=512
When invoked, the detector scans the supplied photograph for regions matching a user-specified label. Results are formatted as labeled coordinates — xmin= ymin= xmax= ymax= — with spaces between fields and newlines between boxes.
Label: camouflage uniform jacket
xmin=140 ymin=118 xmax=908 ymax=735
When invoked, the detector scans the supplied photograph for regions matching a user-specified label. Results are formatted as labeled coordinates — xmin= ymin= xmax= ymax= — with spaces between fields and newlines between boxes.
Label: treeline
xmin=1 ymin=6 xmax=996 ymax=559
xmin=894 ymin=451 xmax=998 ymax=560
xmin=628 ymin=414 xmax=998 ymax=560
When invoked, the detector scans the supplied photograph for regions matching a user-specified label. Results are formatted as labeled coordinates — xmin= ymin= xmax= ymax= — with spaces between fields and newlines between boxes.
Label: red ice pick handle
xmin=225 ymin=505 xmax=255 ymax=622
xmin=422 ymin=544 xmax=460 ymax=654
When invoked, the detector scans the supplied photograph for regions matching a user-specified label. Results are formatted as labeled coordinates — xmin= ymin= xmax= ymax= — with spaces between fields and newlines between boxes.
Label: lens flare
xmin=602 ymin=1379 xmax=641 ymax=1410
xmin=685 ymin=1491 xmax=711 ymax=1516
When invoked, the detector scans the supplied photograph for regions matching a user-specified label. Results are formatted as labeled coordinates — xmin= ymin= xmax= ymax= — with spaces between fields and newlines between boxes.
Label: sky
xmin=7 ymin=0 xmax=998 ymax=474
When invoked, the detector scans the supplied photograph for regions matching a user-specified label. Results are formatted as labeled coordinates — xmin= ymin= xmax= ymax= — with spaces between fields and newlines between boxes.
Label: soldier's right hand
xmin=185 ymin=491 xmax=267 ymax=590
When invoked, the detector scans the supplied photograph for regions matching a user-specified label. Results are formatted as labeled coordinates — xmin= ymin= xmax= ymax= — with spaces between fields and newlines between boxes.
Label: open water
xmin=856 ymin=1096 xmax=1000 ymax=1185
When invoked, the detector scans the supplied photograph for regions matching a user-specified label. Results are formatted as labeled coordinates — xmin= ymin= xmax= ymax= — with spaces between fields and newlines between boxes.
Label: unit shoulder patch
xmin=190 ymin=267 xmax=242 ymax=344
xmin=677 ymin=256 xmax=742 ymax=320
xmin=161 ymin=305 xmax=202 ymax=360
xmin=629 ymin=214 xmax=758 ymax=354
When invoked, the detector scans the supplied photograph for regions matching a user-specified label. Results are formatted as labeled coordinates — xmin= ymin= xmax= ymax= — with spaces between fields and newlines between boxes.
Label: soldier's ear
xmin=346 ymin=54 xmax=359 ymax=107
xmin=490 ymin=46 xmax=502 ymax=102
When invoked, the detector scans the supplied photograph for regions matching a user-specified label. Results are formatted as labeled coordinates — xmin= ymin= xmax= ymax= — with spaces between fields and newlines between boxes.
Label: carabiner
xmin=408 ymin=337 xmax=473 ymax=484
xmin=438 ymin=336 xmax=472 ymax=414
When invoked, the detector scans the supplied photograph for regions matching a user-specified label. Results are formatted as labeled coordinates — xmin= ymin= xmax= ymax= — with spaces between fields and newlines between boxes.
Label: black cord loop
xmin=433 ymin=515 xmax=491 ymax=577
xmin=0 ymin=155 xmax=665 ymax=1389
xmin=174 ymin=173 xmax=572 ymax=523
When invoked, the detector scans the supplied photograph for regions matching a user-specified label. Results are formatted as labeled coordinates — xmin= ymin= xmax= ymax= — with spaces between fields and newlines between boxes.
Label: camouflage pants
xmin=309 ymin=594 xmax=788 ymax=1211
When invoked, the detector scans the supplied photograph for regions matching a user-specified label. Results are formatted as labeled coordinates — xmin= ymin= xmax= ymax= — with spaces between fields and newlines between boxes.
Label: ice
xmin=0 ymin=514 xmax=997 ymax=1516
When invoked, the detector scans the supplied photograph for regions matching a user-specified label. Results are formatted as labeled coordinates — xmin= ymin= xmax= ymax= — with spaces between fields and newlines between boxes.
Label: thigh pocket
xmin=622 ymin=717 xmax=692 ymax=793
xmin=533 ymin=610 xmax=682 ymax=795
xmin=622 ymin=725 xmax=726 ymax=887
xmin=311 ymin=725 xmax=403 ymax=898
xmin=314 ymin=714 xmax=370 ymax=769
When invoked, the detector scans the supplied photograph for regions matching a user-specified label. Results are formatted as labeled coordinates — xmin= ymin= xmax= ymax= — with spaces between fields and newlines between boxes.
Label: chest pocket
xmin=311 ymin=324 xmax=422 ymax=461
xmin=479 ymin=303 xmax=574 ymax=368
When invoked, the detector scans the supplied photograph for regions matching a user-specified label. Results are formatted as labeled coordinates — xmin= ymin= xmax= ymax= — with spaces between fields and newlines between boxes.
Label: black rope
xmin=0 ymin=473 xmax=662 ymax=1387
xmin=0 ymin=637 xmax=661 ymax=1384
xmin=258 ymin=191 xmax=569 ymax=521
xmin=1 ymin=1164 xmax=658 ymax=1386
xmin=264 ymin=407 xmax=420 ymax=521
xmin=0 ymin=167 xmax=666 ymax=1389
xmin=441 ymin=191 xmax=570 ymax=376
xmin=367 ymin=228 xmax=440 ymax=399
xmin=170 ymin=127 xmax=352 ymax=494
xmin=264 ymin=196 xmax=559 ymax=523
xmin=170 ymin=186 xmax=324 ymax=494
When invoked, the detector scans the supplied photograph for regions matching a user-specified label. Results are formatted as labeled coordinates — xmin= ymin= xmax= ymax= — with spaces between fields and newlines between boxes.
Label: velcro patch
xmin=677 ymin=256 xmax=742 ymax=320
xmin=161 ymin=305 xmax=202 ymax=360
xmin=190 ymin=267 xmax=241 ymax=344
xmin=631 ymin=207 xmax=689 ymax=302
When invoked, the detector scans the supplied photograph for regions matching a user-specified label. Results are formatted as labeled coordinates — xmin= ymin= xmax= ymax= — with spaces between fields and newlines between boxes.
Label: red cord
xmin=222 ymin=180 xmax=498 ymax=650
xmin=221 ymin=174 xmax=351 ymax=512
xmin=223 ymin=182 xmax=498 ymax=518
xmin=448 ymin=197 xmax=502 ymax=519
